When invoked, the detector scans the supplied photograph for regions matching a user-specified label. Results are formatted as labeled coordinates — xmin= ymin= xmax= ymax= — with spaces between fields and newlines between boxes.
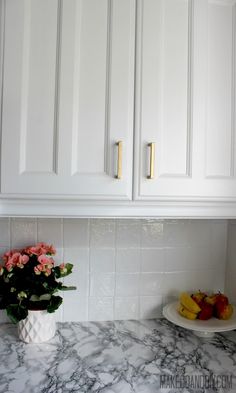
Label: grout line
xmin=61 ymin=217 xmax=64 ymax=323
xmin=137 ymin=220 xmax=142 ymax=319
xmin=87 ymin=218 xmax=91 ymax=320
xmin=113 ymin=219 xmax=118 ymax=319
xmin=6 ymin=217 xmax=10 ymax=249
xmin=9 ymin=217 xmax=12 ymax=249
xmin=36 ymin=218 xmax=39 ymax=243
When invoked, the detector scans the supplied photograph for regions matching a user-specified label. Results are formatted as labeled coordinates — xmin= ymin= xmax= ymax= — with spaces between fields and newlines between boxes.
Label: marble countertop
xmin=0 ymin=319 xmax=236 ymax=393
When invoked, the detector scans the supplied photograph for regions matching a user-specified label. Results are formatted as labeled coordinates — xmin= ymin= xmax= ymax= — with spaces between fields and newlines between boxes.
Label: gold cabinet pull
xmin=115 ymin=141 xmax=122 ymax=179
xmin=147 ymin=142 xmax=155 ymax=179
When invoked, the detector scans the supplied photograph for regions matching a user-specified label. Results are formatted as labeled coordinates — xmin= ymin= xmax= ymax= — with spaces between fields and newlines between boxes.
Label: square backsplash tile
xmin=0 ymin=218 xmax=10 ymax=247
xmin=116 ymin=248 xmax=141 ymax=273
xmin=11 ymin=218 xmax=37 ymax=248
xmin=115 ymin=273 xmax=140 ymax=297
xmin=114 ymin=297 xmax=139 ymax=320
xmin=90 ymin=248 xmax=115 ymax=273
xmin=90 ymin=219 xmax=115 ymax=248
xmin=140 ymin=296 xmax=163 ymax=319
xmin=63 ymin=219 xmax=89 ymax=248
xmin=88 ymin=297 xmax=114 ymax=321
xmin=37 ymin=218 xmax=63 ymax=247
xmin=116 ymin=220 xmax=141 ymax=248
xmin=141 ymin=248 xmax=165 ymax=272
xmin=141 ymin=221 xmax=164 ymax=248
xmin=90 ymin=272 xmax=115 ymax=297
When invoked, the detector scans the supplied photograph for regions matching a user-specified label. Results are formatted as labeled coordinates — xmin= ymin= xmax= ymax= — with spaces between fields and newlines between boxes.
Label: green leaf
xmin=46 ymin=295 xmax=63 ymax=313
xmin=6 ymin=304 xmax=28 ymax=324
xmin=39 ymin=294 xmax=51 ymax=301
xmin=60 ymin=285 xmax=77 ymax=291
xmin=53 ymin=266 xmax=61 ymax=279
xmin=29 ymin=295 xmax=40 ymax=302
xmin=53 ymin=263 xmax=74 ymax=278
xmin=63 ymin=263 xmax=73 ymax=276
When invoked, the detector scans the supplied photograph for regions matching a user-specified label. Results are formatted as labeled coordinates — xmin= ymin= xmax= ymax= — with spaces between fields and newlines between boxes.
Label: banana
xmin=180 ymin=292 xmax=201 ymax=314
xmin=178 ymin=304 xmax=198 ymax=320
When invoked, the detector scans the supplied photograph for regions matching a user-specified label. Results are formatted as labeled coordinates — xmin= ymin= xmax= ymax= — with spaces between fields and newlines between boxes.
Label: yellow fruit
xmin=180 ymin=292 xmax=201 ymax=314
xmin=204 ymin=295 xmax=218 ymax=306
xmin=178 ymin=304 xmax=198 ymax=320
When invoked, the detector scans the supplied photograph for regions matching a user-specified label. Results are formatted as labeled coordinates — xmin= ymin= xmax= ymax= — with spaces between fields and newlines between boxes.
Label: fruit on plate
xmin=216 ymin=293 xmax=229 ymax=306
xmin=205 ymin=292 xmax=229 ymax=307
xmin=197 ymin=302 xmax=213 ymax=320
xmin=179 ymin=292 xmax=201 ymax=314
xmin=215 ymin=303 xmax=233 ymax=320
xmin=178 ymin=291 xmax=234 ymax=321
xmin=191 ymin=290 xmax=207 ymax=306
xmin=204 ymin=294 xmax=218 ymax=306
xmin=178 ymin=304 xmax=198 ymax=320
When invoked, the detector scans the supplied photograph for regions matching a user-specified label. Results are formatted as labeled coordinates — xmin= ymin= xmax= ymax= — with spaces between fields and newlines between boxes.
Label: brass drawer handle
xmin=115 ymin=141 xmax=122 ymax=179
xmin=147 ymin=142 xmax=155 ymax=179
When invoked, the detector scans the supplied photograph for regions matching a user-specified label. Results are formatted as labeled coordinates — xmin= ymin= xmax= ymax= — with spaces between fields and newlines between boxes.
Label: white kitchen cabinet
xmin=1 ymin=0 xmax=236 ymax=218
xmin=134 ymin=0 xmax=236 ymax=201
xmin=1 ymin=0 xmax=135 ymax=200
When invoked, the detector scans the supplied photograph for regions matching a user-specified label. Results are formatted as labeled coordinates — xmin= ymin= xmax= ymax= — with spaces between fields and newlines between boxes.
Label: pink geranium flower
xmin=34 ymin=263 xmax=52 ymax=276
xmin=25 ymin=242 xmax=56 ymax=257
xmin=3 ymin=249 xmax=21 ymax=263
xmin=34 ymin=264 xmax=45 ymax=273
xmin=16 ymin=254 xmax=29 ymax=268
xmin=24 ymin=246 xmax=41 ymax=256
xmin=37 ymin=242 xmax=56 ymax=255
xmin=38 ymin=254 xmax=54 ymax=268
xmin=4 ymin=252 xmax=29 ymax=271
xmin=5 ymin=260 xmax=13 ymax=272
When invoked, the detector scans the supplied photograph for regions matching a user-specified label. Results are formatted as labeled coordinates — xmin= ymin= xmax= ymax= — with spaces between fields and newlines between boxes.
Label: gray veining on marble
xmin=0 ymin=319 xmax=236 ymax=393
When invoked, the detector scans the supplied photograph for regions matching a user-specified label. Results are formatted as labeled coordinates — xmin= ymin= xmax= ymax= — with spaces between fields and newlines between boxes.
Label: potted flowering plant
xmin=0 ymin=242 xmax=76 ymax=342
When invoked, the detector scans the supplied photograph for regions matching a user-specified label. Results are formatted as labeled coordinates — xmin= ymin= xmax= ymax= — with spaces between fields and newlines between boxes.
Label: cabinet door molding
xmin=1 ymin=0 xmax=135 ymax=200
xmin=134 ymin=0 xmax=236 ymax=201
xmin=134 ymin=0 xmax=193 ymax=200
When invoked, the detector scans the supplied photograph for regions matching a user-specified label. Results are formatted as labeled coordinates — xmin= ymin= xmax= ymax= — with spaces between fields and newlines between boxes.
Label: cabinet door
xmin=134 ymin=0 xmax=236 ymax=201
xmin=1 ymin=0 xmax=135 ymax=199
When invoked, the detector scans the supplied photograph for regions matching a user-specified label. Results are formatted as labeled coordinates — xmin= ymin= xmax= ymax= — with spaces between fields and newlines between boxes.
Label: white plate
xmin=163 ymin=301 xmax=236 ymax=338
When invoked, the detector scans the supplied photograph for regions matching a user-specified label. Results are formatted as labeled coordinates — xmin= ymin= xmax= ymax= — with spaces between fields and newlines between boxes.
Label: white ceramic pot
xmin=18 ymin=310 xmax=56 ymax=343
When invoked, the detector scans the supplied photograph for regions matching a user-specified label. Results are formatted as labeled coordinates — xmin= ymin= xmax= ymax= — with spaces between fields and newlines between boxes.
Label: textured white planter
xmin=18 ymin=310 xmax=56 ymax=343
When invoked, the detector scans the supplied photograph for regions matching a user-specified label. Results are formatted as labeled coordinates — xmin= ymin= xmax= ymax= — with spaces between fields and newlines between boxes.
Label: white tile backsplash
xmin=115 ymin=273 xmax=140 ymax=296
xmin=63 ymin=218 xmax=89 ymax=248
xmin=0 ymin=218 xmax=229 ymax=323
xmin=90 ymin=219 xmax=115 ymax=248
xmin=141 ymin=221 xmax=164 ymax=247
xmin=140 ymin=273 xmax=163 ymax=296
xmin=141 ymin=248 xmax=165 ymax=272
xmin=11 ymin=218 xmax=37 ymax=248
xmin=63 ymin=294 xmax=88 ymax=322
xmin=37 ymin=218 xmax=62 ymax=247
xmin=90 ymin=248 xmax=115 ymax=273
xmin=0 ymin=218 xmax=10 ymax=247
xmin=88 ymin=297 xmax=114 ymax=321
xmin=116 ymin=220 xmax=141 ymax=248
xmin=140 ymin=296 xmax=163 ymax=319
xmin=114 ymin=297 xmax=139 ymax=320
xmin=64 ymin=248 xmax=89 ymax=298
xmin=90 ymin=273 xmax=115 ymax=297
xmin=116 ymin=248 xmax=140 ymax=272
